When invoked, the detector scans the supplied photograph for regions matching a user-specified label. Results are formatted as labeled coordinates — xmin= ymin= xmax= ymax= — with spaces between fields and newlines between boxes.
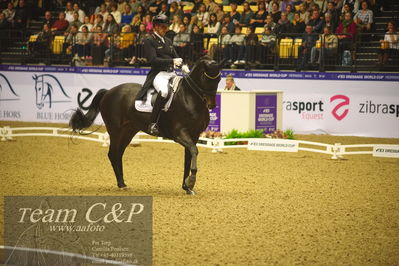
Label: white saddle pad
xmin=134 ymin=76 xmax=182 ymax=113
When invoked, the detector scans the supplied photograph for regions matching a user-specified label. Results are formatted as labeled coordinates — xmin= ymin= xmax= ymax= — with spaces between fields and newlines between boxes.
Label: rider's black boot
xmin=148 ymin=93 xmax=168 ymax=136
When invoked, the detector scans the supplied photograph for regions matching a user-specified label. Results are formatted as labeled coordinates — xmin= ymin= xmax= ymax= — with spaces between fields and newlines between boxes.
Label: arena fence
xmin=1 ymin=126 xmax=398 ymax=159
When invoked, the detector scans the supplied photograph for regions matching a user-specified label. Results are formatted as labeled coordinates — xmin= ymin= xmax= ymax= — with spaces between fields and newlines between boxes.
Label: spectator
xmin=65 ymin=12 xmax=82 ymax=35
xmin=308 ymin=9 xmax=323 ymax=33
xmin=0 ymin=12 xmax=10 ymax=29
xmin=118 ymin=24 xmax=135 ymax=62
xmin=157 ymin=3 xmax=170 ymax=18
xmin=80 ymin=16 xmax=93 ymax=32
xmin=2 ymin=3 xmax=15 ymax=24
xmin=76 ymin=25 xmax=93 ymax=58
xmin=208 ymin=13 xmax=221 ymax=36
xmin=229 ymin=3 xmax=241 ymax=24
xmin=104 ymin=14 xmax=119 ymax=35
xmin=230 ymin=25 xmax=246 ymax=66
xmin=73 ymin=2 xmax=85 ymax=23
xmin=182 ymin=15 xmax=192 ymax=32
xmin=299 ymin=24 xmax=318 ymax=69
xmin=281 ymin=0 xmax=294 ymax=12
xmin=215 ymin=26 xmax=231 ymax=62
xmin=117 ymin=0 xmax=129 ymax=13
xmin=92 ymin=14 xmax=104 ymax=32
xmin=191 ymin=24 xmax=204 ymax=62
xmin=30 ymin=23 xmax=52 ymax=56
xmin=110 ymin=3 xmax=122 ymax=24
xmin=354 ymin=1 xmax=373 ymax=34
xmin=208 ymin=0 xmax=219 ymax=14
xmin=130 ymin=23 xmax=148 ymax=63
xmin=191 ymin=0 xmax=203 ymax=15
xmin=42 ymin=11 xmax=55 ymax=28
xmin=342 ymin=0 xmax=359 ymax=14
xmin=324 ymin=1 xmax=339 ymax=28
xmin=169 ymin=14 xmax=182 ymax=33
xmin=134 ymin=5 xmax=145 ymax=21
xmin=148 ymin=0 xmax=163 ymax=16
xmin=285 ymin=4 xmax=294 ymax=22
xmin=340 ymin=3 xmax=354 ymax=20
xmin=143 ymin=14 xmax=153 ymax=33
xmin=257 ymin=26 xmax=276 ymax=64
xmin=130 ymin=0 xmax=141 ymax=13
xmin=97 ymin=4 xmax=109 ymax=22
xmin=336 ymin=12 xmax=357 ymax=51
xmin=173 ymin=24 xmax=190 ymax=61
xmin=65 ymin=1 xmax=74 ymax=23
xmin=270 ymin=1 xmax=281 ymax=23
xmin=51 ymin=12 xmax=69 ymax=34
xmin=249 ymin=2 xmax=267 ymax=28
xmin=264 ymin=15 xmax=277 ymax=32
xmin=310 ymin=26 xmax=338 ymax=64
xmin=275 ymin=11 xmax=292 ymax=35
xmin=14 ymin=0 xmax=28 ymax=28
xmin=214 ymin=4 xmax=225 ymax=22
xmin=298 ymin=3 xmax=310 ymax=24
xmin=333 ymin=0 xmax=344 ymax=11
xmin=223 ymin=74 xmax=241 ymax=90
xmin=322 ymin=13 xmax=337 ymax=33
xmin=245 ymin=26 xmax=258 ymax=64
xmin=379 ymin=22 xmax=398 ymax=65
xmin=91 ymin=25 xmax=108 ymax=65
xmin=304 ymin=0 xmax=317 ymax=12
xmin=292 ymin=12 xmax=306 ymax=34
xmin=64 ymin=24 xmax=79 ymax=55
xmin=121 ymin=4 xmax=134 ymax=26
xmin=130 ymin=12 xmax=142 ymax=33
xmin=239 ymin=2 xmax=254 ymax=27
xmin=169 ymin=2 xmax=183 ymax=22
xmin=197 ymin=3 xmax=209 ymax=28
xmin=222 ymin=15 xmax=235 ymax=34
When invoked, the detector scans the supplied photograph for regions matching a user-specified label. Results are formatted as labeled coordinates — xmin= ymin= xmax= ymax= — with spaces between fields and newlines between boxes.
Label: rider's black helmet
xmin=153 ymin=14 xmax=169 ymax=25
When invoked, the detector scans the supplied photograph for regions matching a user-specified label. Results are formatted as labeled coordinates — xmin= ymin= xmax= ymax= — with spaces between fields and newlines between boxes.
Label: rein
xmin=182 ymin=70 xmax=220 ymax=102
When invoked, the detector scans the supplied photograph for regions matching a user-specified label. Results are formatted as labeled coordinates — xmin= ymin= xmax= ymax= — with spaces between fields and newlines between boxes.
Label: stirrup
xmin=148 ymin=123 xmax=159 ymax=136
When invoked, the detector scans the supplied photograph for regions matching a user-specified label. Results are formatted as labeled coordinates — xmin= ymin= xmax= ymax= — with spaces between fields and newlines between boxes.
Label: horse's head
xmin=33 ymin=74 xmax=45 ymax=109
xmin=190 ymin=57 xmax=224 ymax=109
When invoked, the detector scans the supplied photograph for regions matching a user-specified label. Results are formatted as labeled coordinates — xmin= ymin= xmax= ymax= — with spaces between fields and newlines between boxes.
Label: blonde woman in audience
xmin=169 ymin=14 xmax=181 ymax=33
xmin=130 ymin=13 xmax=142 ymax=33
xmin=110 ymin=3 xmax=122 ymax=24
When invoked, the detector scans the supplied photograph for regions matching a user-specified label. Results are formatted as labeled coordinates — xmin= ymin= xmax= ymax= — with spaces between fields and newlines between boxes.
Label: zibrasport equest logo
xmin=330 ymin=95 xmax=350 ymax=121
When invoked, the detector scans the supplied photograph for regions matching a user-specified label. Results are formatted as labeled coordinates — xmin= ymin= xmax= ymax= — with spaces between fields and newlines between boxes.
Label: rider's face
xmin=155 ymin=24 xmax=168 ymax=36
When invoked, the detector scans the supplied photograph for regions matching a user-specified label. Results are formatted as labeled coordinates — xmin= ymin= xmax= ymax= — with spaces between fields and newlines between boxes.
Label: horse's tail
xmin=69 ymin=89 xmax=107 ymax=132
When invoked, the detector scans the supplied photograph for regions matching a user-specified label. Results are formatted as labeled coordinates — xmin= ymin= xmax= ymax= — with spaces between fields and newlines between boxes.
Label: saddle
xmin=135 ymin=76 xmax=182 ymax=113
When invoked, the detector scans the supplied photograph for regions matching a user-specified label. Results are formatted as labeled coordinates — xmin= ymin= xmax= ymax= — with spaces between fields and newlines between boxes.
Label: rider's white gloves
xmin=173 ymin=58 xmax=183 ymax=68
xmin=181 ymin=64 xmax=190 ymax=74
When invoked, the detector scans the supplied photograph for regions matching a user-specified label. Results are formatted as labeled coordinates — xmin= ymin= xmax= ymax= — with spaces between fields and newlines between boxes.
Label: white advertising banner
xmin=248 ymin=139 xmax=299 ymax=152
xmin=1 ymin=66 xmax=398 ymax=138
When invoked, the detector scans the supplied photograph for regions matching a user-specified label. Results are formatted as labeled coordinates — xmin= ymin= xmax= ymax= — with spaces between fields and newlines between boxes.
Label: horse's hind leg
xmin=108 ymin=125 xmax=139 ymax=188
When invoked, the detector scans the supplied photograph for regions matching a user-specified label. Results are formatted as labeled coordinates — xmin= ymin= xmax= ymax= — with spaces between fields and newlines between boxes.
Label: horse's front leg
xmin=176 ymin=131 xmax=198 ymax=195
xmin=184 ymin=145 xmax=198 ymax=194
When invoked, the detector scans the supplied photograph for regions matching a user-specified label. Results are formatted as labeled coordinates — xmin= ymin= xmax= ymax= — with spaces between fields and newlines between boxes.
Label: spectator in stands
xmin=91 ymin=25 xmax=108 ymax=65
xmin=42 ymin=11 xmax=55 ymax=28
xmin=191 ymin=24 xmax=204 ymax=62
xmin=270 ymin=2 xmax=281 ymax=23
xmin=304 ymin=0 xmax=317 ymax=12
xmin=0 ymin=12 xmax=10 ymax=29
xmin=197 ymin=3 xmax=209 ymax=28
xmin=51 ymin=12 xmax=69 ymax=34
xmin=191 ymin=0 xmax=202 ymax=15
xmin=222 ymin=15 xmax=235 ymax=34
xmin=298 ymin=3 xmax=310 ymax=24
xmin=299 ymin=24 xmax=318 ymax=69
xmin=30 ymin=23 xmax=52 ymax=56
xmin=223 ymin=74 xmax=241 ymax=90
xmin=75 ymin=25 xmax=93 ymax=58
xmin=291 ymin=12 xmax=305 ymax=34
xmin=285 ymin=4 xmax=294 ymax=22
xmin=264 ymin=15 xmax=277 ymax=32
xmin=135 ymin=5 xmax=145 ymax=20
xmin=322 ymin=13 xmax=337 ymax=33
xmin=117 ymin=24 xmax=135 ymax=62
xmin=208 ymin=13 xmax=221 ymax=36
xmin=336 ymin=12 xmax=357 ymax=51
xmin=169 ymin=2 xmax=183 ymax=22
xmin=2 ymin=3 xmax=15 ymax=25
xmin=121 ymin=4 xmax=134 ymax=26
xmin=341 ymin=0 xmax=359 ymax=14
xmin=208 ymin=0 xmax=219 ymax=14
xmin=310 ymin=26 xmax=338 ymax=64
xmin=129 ymin=23 xmax=148 ymax=64
xmin=275 ymin=11 xmax=292 ymax=35
xmin=340 ymin=3 xmax=354 ymax=20
xmin=230 ymin=25 xmax=246 ymax=66
xmin=229 ymin=3 xmax=241 ymax=24
xmin=110 ymin=3 xmax=122 ymax=25
xmin=308 ymin=9 xmax=323 ymax=33
xmin=239 ymin=2 xmax=254 ymax=27
xmin=14 ymin=0 xmax=28 ymax=28
xmin=104 ymin=14 xmax=119 ymax=35
xmin=214 ymin=4 xmax=225 ymax=22
xmin=157 ymin=3 xmax=170 ymax=19
xmin=249 ymin=1 xmax=267 ymax=28
xmin=64 ymin=1 xmax=74 ymax=23
xmin=244 ymin=26 xmax=258 ymax=64
xmin=92 ymin=14 xmax=104 ymax=32
xmin=143 ymin=14 xmax=153 ymax=33
xmin=214 ymin=26 xmax=231 ymax=62
xmin=257 ymin=26 xmax=276 ymax=63
xmin=73 ymin=3 xmax=85 ymax=23
xmin=80 ymin=16 xmax=93 ymax=32
xmin=148 ymin=0 xmax=163 ymax=16
xmin=117 ymin=0 xmax=129 ymax=13
xmin=324 ymin=2 xmax=339 ymax=28
xmin=379 ymin=21 xmax=398 ymax=65
xmin=64 ymin=24 xmax=78 ymax=55
xmin=182 ymin=15 xmax=192 ymax=33
xmin=333 ymin=0 xmax=344 ymax=11
xmin=130 ymin=0 xmax=141 ymax=13
xmin=281 ymin=0 xmax=294 ymax=12
xmin=130 ymin=13 xmax=142 ymax=33
xmin=169 ymin=14 xmax=182 ymax=33
xmin=97 ymin=4 xmax=109 ymax=22
xmin=173 ymin=23 xmax=190 ymax=61
xmin=65 ymin=12 xmax=82 ymax=36
xmin=354 ymin=1 xmax=373 ymax=35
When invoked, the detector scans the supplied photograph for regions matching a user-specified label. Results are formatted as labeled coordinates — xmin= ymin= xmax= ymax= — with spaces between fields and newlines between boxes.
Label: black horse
xmin=69 ymin=57 xmax=224 ymax=194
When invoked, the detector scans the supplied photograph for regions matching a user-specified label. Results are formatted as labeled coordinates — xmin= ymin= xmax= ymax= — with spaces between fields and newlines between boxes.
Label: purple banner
xmin=255 ymin=94 xmax=277 ymax=133
xmin=206 ymin=94 xmax=221 ymax=132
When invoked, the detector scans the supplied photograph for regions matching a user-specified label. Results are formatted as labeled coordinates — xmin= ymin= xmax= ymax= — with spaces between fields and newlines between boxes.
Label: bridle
xmin=182 ymin=69 xmax=221 ymax=103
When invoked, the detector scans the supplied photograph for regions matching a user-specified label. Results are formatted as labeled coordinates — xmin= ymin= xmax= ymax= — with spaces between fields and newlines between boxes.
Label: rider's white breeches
xmin=153 ymin=71 xmax=176 ymax=98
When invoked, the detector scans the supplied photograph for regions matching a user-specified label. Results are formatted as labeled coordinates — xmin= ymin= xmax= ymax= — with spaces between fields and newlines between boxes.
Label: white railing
xmin=1 ymin=126 xmax=397 ymax=159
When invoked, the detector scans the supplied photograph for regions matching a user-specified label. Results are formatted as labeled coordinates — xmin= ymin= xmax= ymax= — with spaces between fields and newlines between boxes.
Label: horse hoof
xmin=185 ymin=189 xmax=196 ymax=195
xmin=184 ymin=176 xmax=196 ymax=190
xmin=118 ymin=183 xmax=127 ymax=189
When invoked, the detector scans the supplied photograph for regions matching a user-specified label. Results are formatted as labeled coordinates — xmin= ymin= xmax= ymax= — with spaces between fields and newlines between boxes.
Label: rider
xmin=137 ymin=14 xmax=189 ymax=136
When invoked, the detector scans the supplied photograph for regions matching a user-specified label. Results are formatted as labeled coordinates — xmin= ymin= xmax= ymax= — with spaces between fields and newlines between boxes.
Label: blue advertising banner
xmin=206 ymin=94 xmax=221 ymax=132
xmin=255 ymin=94 xmax=277 ymax=133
